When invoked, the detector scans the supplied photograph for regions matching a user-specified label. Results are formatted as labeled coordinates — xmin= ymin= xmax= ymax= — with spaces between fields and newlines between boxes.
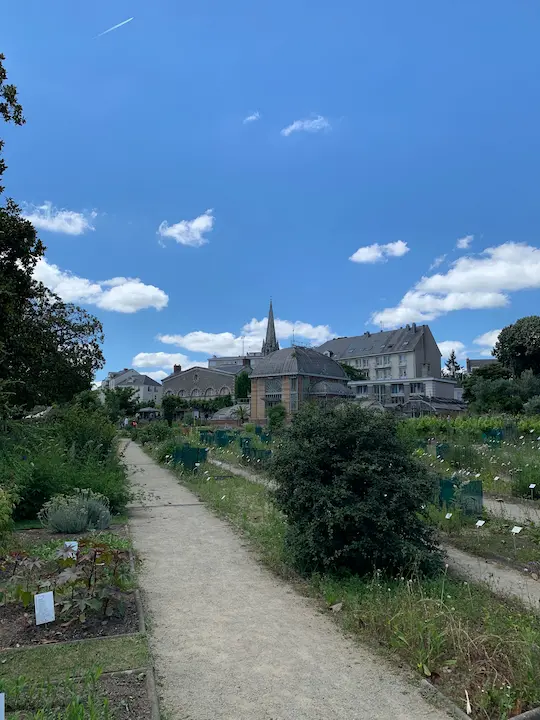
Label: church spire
xmin=262 ymin=299 xmax=279 ymax=356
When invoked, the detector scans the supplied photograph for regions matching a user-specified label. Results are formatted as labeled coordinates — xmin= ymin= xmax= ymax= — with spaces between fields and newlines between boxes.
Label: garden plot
xmin=0 ymin=532 xmax=138 ymax=649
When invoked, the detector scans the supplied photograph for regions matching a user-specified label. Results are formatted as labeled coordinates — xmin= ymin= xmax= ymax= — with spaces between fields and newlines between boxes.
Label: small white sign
xmin=34 ymin=591 xmax=55 ymax=625
xmin=64 ymin=541 xmax=78 ymax=557
xmin=529 ymin=484 xmax=537 ymax=489
xmin=445 ymin=512 xmax=453 ymax=519
xmin=511 ymin=526 xmax=523 ymax=535
xmin=0 ymin=692 xmax=4 ymax=720
xmin=475 ymin=520 xmax=486 ymax=527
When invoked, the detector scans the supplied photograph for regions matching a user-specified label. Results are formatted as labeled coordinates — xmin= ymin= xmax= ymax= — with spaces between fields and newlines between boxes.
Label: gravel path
xmin=445 ymin=545 xmax=540 ymax=611
xmin=125 ymin=442 xmax=450 ymax=720
xmin=484 ymin=497 xmax=540 ymax=524
xmin=208 ymin=457 xmax=540 ymax=612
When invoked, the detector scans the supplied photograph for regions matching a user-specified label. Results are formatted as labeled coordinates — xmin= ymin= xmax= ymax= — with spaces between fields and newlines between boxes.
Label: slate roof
xmin=161 ymin=365 xmax=242 ymax=383
xmin=250 ymin=346 xmax=348 ymax=380
xmin=211 ymin=364 xmax=253 ymax=376
xmin=309 ymin=381 xmax=354 ymax=397
xmin=317 ymin=326 xmax=429 ymax=360
xmin=116 ymin=374 xmax=162 ymax=388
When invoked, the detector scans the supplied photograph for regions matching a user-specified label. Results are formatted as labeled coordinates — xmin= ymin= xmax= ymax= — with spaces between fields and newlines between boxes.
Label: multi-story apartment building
xmin=317 ymin=324 xmax=462 ymax=410
xmin=100 ymin=369 xmax=162 ymax=405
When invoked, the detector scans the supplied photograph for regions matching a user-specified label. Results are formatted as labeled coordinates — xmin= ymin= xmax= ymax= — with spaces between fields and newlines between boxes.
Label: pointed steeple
xmin=262 ymin=300 xmax=279 ymax=356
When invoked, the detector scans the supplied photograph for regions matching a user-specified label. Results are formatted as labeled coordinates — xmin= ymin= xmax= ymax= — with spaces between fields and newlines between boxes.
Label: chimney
xmin=412 ymin=323 xmax=417 ymax=333
xmin=242 ymin=358 xmax=251 ymax=367
xmin=173 ymin=364 xmax=181 ymax=374
xmin=123 ymin=368 xmax=128 ymax=371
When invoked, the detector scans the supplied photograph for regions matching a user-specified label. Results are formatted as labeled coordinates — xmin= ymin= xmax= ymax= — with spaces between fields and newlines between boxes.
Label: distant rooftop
xmin=317 ymin=324 xmax=433 ymax=360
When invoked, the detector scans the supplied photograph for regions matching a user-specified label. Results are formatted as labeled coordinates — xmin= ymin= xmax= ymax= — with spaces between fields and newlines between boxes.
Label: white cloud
xmin=158 ymin=209 xmax=214 ymax=248
xmin=438 ymin=340 xmax=467 ymax=361
xmin=132 ymin=352 xmax=192 ymax=370
xmin=34 ymin=258 xmax=168 ymax=313
xmin=429 ymin=254 xmax=447 ymax=270
xmin=372 ymin=242 xmax=540 ymax=327
xmin=349 ymin=240 xmax=409 ymax=264
xmin=456 ymin=234 xmax=474 ymax=249
xmin=243 ymin=111 xmax=260 ymax=124
xmin=473 ymin=328 xmax=501 ymax=357
xmin=280 ymin=115 xmax=330 ymax=137
xmin=158 ymin=316 xmax=335 ymax=357
xmin=23 ymin=201 xmax=96 ymax=235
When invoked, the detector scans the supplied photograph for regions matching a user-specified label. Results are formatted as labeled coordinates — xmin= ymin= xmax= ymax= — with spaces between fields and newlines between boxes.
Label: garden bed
xmin=0 ymin=534 xmax=138 ymax=650
xmin=3 ymin=669 xmax=152 ymax=719
xmin=0 ymin=592 xmax=138 ymax=648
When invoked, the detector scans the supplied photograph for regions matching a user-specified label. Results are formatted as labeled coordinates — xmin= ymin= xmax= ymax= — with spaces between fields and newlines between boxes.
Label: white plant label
xmin=511 ymin=526 xmax=523 ymax=535
xmin=34 ymin=591 xmax=55 ymax=625
xmin=64 ymin=541 xmax=78 ymax=557
xmin=529 ymin=484 xmax=537 ymax=489
xmin=0 ymin=692 xmax=4 ymax=720
xmin=445 ymin=513 xmax=453 ymax=519
xmin=475 ymin=520 xmax=486 ymax=527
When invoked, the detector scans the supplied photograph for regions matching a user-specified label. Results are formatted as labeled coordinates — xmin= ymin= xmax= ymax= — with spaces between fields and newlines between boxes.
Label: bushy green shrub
xmin=38 ymin=489 xmax=111 ymax=533
xmin=523 ymin=395 xmax=540 ymax=416
xmin=244 ymin=423 xmax=256 ymax=434
xmin=3 ymin=406 xmax=130 ymax=520
xmin=137 ymin=421 xmax=174 ymax=445
xmin=267 ymin=404 xmax=286 ymax=434
xmin=0 ymin=488 xmax=13 ymax=541
xmin=272 ymin=403 xmax=442 ymax=577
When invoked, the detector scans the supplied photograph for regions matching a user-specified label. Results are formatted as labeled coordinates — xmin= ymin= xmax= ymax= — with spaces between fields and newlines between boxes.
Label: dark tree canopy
xmin=272 ymin=402 xmax=442 ymax=577
xmin=494 ymin=316 xmax=540 ymax=376
xmin=234 ymin=370 xmax=250 ymax=400
xmin=0 ymin=53 xmax=105 ymax=409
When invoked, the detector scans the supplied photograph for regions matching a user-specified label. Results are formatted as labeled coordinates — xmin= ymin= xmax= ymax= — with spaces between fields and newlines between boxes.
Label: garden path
xmin=124 ymin=441 xmax=450 ymax=720
xmin=208 ymin=458 xmax=540 ymax=612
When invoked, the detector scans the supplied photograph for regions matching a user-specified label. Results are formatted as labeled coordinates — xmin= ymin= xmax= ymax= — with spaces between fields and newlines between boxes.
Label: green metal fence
xmin=172 ymin=444 xmax=208 ymax=470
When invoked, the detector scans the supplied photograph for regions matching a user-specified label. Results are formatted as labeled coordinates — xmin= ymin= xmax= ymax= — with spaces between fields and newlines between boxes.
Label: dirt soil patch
xmin=0 ymin=593 xmax=138 ymax=649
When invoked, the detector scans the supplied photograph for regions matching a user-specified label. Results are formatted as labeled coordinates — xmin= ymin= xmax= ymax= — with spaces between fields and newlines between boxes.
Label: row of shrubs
xmin=401 ymin=414 xmax=540 ymax=438
xmin=1 ymin=401 xmax=131 ymax=527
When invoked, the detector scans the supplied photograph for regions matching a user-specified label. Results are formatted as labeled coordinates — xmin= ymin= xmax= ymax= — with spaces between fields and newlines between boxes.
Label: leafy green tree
xmin=523 ymin=395 xmax=540 ymax=416
xmin=0 ymin=53 xmax=105 ymax=408
xmin=494 ymin=316 xmax=540 ymax=376
xmin=267 ymin=403 xmax=286 ymax=434
xmin=234 ymin=371 xmax=250 ymax=400
xmin=340 ymin=362 xmax=368 ymax=380
xmin=104 ymin=387 xmax=138 ymax=422
xmin=272 ymin=402 xmax=442 ymax=577
xmin=444 ymin=350 xmax=462 ymax=378
xmin=162 ymin=395 xmax=180 ymax=427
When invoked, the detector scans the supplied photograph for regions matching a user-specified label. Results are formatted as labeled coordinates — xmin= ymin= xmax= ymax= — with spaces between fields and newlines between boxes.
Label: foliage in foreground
xmin=39 ymin=489 xmax=111 ymax=533
xmin=170 ymin=456 xmax=540 ymax=719
xmin=1 ymin=536 xmax=132 ymax=624
xmin=271 ymin=403 xmax=442 ymax=577
xmin=1 ymin=54 xmax=105 ymax=410
xmin=1 ymin=401 xmax=130 ymax=520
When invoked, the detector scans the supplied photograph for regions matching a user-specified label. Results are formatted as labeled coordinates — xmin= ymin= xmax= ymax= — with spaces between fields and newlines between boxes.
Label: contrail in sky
xmin=96 ymin=17 xmax=134 ymax=38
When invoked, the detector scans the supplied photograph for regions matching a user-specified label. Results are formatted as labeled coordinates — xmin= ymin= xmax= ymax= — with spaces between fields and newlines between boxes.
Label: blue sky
xmin=3 ymin=1 xmax=540 ymax=380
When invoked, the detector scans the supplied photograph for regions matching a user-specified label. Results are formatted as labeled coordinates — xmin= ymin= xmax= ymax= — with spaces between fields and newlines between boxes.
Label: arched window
xmin=205 ymin=387 xmax=215 ymax=397
xmin=177 ymin=389 xmax=185 ymax=397
xmin=219 ymin=386 xmax=230 ymax=396
xmin=164 ymin=390 xmax=173 ymax=396
xmin=191 ymin=387 xmax=201 ymax=397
